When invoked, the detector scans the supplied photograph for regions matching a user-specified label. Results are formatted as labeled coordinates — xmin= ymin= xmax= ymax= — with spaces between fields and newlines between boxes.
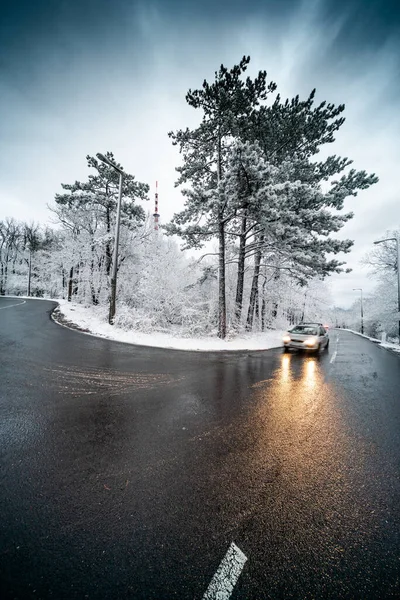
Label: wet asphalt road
xmin=1 ymin=298 xmax=400 ymax=599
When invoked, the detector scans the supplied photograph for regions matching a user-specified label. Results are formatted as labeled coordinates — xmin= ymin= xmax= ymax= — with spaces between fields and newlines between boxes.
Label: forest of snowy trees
xmin=0 ymin=57 xmax=383 ymax=340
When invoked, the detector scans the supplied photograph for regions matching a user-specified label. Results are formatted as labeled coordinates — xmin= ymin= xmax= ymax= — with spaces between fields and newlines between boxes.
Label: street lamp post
xmin=374 ymin=233 xmax=400 ymax=340
xmin=353 ymin=288 xmax=364 ymax=334
xmin=96 ymin=153 xmax=124 ymax=325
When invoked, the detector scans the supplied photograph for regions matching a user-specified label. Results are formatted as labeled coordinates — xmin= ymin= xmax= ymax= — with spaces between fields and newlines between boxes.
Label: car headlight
xmin=283 ymin=335 xmax=291 ymax=343
xmin=304 ymin=337 xmax=317 ymax=346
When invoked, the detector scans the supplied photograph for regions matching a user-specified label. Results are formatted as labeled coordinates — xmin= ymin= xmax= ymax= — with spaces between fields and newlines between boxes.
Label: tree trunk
xmin=246 ymin=236 xmax=263 ymax=331
xmin=234 ymin=211 xmax=247 ymax=327
xmin=301 ymin=290 xmax=307 ymax=322
xmin=216 ymin=126 xmax=226 ymax=339
xmin=105 ymin=203 xmax=112 ymax=276
xmin=0 ymin=262 xmax=5 ymax=295
xmin=255 ymin=287 xmax=260 ymax=330
xmin=27 ymin=251 xmax=32 ymax=296
xmin=218 ymin=217 xmax=226 ymax=339
xmin=90 ymin=242 xmax=99 ymax=305
xmin=1 ymin=247 xmax=10 ymax=295
xmin=261 ymin=297 xmax=266 ymax=331
xmin=91 ymin=288 xmax=99 ymax=305
xmin=272 ymin=302 xmax=278 ymax=319
xmin=271 ymin=268 xmax=280 ymax=321
xmin=3 ymin=261 xmax=8 ymax=295
xmin=67 ymin=266 xmax=74 ymax=302
xmin=74 ymin=263 xmax=81 ymax=297
xmin=261 ymin=268 xmax=267 ymax=331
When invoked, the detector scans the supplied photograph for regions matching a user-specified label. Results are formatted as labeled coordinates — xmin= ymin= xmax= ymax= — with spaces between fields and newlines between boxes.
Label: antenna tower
xmin=153 ymin=181 xmax=160 ymax=231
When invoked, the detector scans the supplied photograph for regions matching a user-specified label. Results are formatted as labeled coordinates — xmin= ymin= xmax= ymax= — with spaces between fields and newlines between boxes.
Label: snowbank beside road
xmin=340 ymin=328 xmax=381 ymax=343
xmin=380 ymin=342 xmax=400 ymax=354
xmin=341 ymin=328 xmax=400 ymax=354
xmin=55 ymin=300 xmax=285 ymax=352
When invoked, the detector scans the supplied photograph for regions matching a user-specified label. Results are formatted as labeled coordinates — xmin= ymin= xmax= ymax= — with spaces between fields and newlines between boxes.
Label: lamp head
xmin=96 ymin=153 xmax=124 ymax=175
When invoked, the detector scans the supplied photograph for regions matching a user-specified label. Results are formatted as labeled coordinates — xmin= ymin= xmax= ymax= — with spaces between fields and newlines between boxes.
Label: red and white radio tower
xmin=153 ymin=180 xmax=160 ymax=231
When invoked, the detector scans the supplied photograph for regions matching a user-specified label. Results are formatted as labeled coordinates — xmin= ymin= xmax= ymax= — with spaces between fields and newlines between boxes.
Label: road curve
xmin=1 ymin=298 xmax=399 ymax=599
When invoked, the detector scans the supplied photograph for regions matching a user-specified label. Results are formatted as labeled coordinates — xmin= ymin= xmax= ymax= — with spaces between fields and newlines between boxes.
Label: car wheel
xmin=283 ymin=346 xmax=289 ymax=353
xmin=326 ymin=339 xmax=330 ymax=349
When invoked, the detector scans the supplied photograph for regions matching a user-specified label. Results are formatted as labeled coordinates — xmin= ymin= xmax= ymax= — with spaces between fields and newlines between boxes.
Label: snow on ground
xmin=341 ymin=328 xmax=400 ymax=353
xmin=56 ymin=299 xmax=286 ymax=352
xmin=381 ymin=342 xmax=400 ymax=354
xmin=341 ymin=329 xmax=382 ymax=343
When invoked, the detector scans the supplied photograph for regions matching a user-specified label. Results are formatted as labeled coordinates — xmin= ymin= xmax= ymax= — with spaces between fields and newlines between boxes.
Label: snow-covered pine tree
xmin=237 ymin=88 xmax=379 ymax=329
xmin=165 ymin=57 xmax=276 ymax=339
xmin=220 ymin=140 xmax=377 ymax=330
xmin=167 ymin=57 xmax=378 ymax=335
xmin=242 ymin=88 xmax=346 ymax=162
xmin=220 ymin=141 xmax=281 ymax=327
xmin=246 ymin=160 xmax=377 ymax=329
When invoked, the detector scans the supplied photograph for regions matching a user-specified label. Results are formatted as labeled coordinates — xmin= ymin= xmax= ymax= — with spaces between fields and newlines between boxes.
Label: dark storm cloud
xmin=1 ymin=0 xmax=398 ymax=83
xmin=0 ymin=0 xmax=125 ymax=82
xmin=134 ymin=0 xmax=400 ymax=53
xmin=323 ymin=0 xmax=400 ymax=49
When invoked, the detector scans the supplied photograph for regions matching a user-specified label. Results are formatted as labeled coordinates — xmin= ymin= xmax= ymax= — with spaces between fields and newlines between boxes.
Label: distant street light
xmin=96 ymin=153 xmax=124 ymax=325
xmin=353 ymin=288 xmax=364 ymax=335
xmin=374 ymin=233 xmax=400 ymax=340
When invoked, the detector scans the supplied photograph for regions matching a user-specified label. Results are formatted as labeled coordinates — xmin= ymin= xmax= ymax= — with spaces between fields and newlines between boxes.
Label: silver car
xmin=282 ymin=323 xmax=329 ymax=353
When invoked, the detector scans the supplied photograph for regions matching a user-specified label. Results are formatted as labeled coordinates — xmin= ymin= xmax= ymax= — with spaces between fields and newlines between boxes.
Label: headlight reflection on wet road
xmin=248 ymin=351 xmax=343 ymax=484
xmin=280 ymin=353 xmax=291 ymax=384
xmin=304 ymin=357 xmax=317 ymax=390
xmin=274 ymin=352 xmax=321 ymax=398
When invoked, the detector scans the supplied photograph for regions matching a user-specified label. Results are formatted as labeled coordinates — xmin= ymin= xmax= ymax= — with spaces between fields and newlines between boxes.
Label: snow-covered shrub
xmin=113 ymin=303 xmax=158 ymax=333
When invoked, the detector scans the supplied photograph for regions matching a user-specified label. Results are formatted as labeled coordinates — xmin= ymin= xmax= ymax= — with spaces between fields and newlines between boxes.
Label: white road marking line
xmin=329 ymin=334 xmax=340 ymax=364
xmin=0 ymin=300 xmax=26 ymax=310
xmin=203 ymin=542 xmax=247 ymax=600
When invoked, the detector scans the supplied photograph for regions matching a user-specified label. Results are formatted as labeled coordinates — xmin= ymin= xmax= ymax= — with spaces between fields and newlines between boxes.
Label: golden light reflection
xmin=246 ymin=353 xmax=333 ymax=495
xmin=256 ymin=353 xmax=325 ymax=417
xmin=304 ymin=358 xmax=317 ymax=390
xmin=275 ymin=354 xmax=319 ymax=395
xmin=280 ymin=353 xmax=291 ymax=383
xmin=236 ymin=355 xmax=368 ymax=565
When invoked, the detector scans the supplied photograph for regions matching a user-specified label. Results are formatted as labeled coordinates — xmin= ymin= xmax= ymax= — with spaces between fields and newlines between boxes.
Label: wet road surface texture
xmin=1 ymin=297 xmax=399 ymax=599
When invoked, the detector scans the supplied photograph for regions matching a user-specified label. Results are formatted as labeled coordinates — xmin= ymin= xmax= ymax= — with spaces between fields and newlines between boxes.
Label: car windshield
xmin=290 ymin=326 xmax=318 ymax=335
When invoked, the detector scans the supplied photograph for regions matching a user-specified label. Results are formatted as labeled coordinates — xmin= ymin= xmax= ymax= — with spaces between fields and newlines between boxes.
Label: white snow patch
xmin=55 ymin=300 xmax=285 ymax=352
xmin=340 ymin=328 xmax=381 ymax=343
xmin=340 ymin=328 xmax=400 ymax=353
xmin=381 ymin=342 xmax=400 ymax=354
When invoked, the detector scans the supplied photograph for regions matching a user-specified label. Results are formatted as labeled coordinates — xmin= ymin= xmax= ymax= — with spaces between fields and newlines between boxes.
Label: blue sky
xmin=1 ymin=0 xmax=399 ymax=306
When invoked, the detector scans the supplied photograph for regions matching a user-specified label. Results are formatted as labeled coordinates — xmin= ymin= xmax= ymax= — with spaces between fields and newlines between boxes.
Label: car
xmin=282 ymin=323 xmax=329 ymax=353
